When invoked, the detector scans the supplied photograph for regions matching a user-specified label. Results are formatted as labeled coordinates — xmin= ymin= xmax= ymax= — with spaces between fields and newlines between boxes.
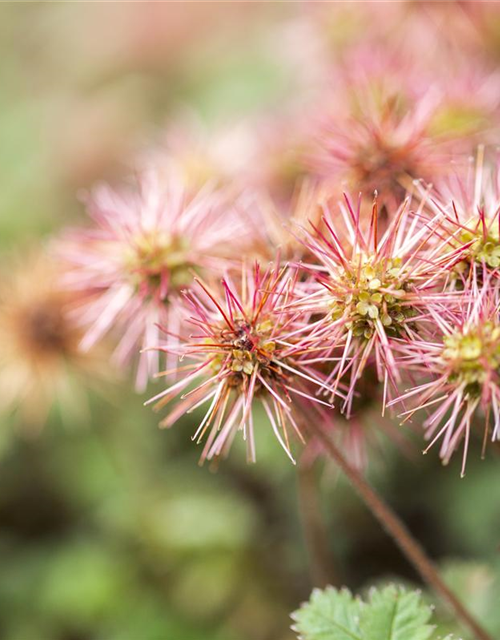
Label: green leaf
xmin=361 ymin=585 xmax=434 ymax=640
xmin=291 ymin=587 xmax=363 ymax=640
xmin=292 ymin=585 xmax=436 ymax=640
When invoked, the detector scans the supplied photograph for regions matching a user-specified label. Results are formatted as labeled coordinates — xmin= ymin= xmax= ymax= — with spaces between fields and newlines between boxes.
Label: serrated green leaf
xmin=292 ymin=587 xmax=363 ymax=640
xmin=360 ymin=585 xmax=434 ymax=640
xmin=292 ymin=585 xmax=437 ymax=640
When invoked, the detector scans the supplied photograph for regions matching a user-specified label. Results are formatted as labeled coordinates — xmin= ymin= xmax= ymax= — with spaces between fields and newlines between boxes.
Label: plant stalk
xmin=305 ymin=420 xmax=493 ymax=640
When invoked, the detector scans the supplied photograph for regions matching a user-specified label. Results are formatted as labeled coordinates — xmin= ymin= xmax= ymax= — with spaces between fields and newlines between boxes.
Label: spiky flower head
xmin=295 ymin=193 xmax=459 ymax=417
xmin=146 ymin=263 xmax=334 ymax=464
xmin=392 ymin=277 xmax=500 ymax=476
xmin=424 ymin=149 xmax=500 ymax=286
xmin=57 ymin=168 xmax=244 ymax=391
xmin=0 ymin=251 xmax=112 ymax=431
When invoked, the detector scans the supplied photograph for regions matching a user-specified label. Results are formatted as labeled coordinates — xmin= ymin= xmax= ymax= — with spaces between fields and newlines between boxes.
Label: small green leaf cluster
xmin=291 ymin=584 xmax=440 ymax=640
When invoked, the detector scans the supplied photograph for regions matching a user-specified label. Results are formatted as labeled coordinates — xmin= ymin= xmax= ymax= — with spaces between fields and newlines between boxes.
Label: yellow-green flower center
xmin=125 ymin=232 xmax=192 ymax=292
xmin=211 ymin=319 xmax=279 ymax=388
xmin=331 ymin=257 xmax=415 ymax=339
xmin=442 ymin=322 xmax=500 ymax=396
xmin=457 ymin=223 xmax=500 ymax=271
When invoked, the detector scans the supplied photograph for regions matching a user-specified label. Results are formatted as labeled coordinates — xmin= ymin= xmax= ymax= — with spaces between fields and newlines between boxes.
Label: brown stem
xmin=297 ymin=456 xmax=339 ymax=588
xmin=306 ymin=421 xmax=493 ymax=640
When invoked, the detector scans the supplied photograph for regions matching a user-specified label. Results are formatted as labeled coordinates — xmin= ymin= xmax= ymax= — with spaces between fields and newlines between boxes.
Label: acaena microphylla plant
xmin=145 ymin=262 xmax=336 ymax=464
xmin=292 ymin=193 xmax=464 ymax=417
xmin=57 ymin=168 xmax=246 ymax=391
xmin=44 ymin=32 xmax=499 ymax=640
xmin=391 ymin=272 xmax=500 ymax=477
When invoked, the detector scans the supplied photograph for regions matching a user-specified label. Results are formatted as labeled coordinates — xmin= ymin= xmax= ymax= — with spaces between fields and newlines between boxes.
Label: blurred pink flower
xmin=145 ymin=108 xmax=314 ymax=207
xmin=0 ymin=251 xmax=114 ymax=432
xmin=308 ymin=47 xmax=500 ymax=208
xmin=58 ymin=168 xmax=244 ymax=391
xmin=141 ymin=113 xmax=258 ymax=195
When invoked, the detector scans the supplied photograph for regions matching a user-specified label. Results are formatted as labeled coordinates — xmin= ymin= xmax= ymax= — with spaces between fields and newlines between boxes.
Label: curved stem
xmin=305 ymin=420 xmax=493 ymax=640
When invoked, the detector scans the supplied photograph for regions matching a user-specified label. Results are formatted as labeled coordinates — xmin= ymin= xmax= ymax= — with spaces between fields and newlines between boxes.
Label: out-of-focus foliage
xmin=436 ymin=561 xmax=500 ymax=639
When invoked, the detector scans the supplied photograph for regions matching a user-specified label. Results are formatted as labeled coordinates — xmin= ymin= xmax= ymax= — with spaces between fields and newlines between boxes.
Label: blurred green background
xmin=0 ymin=4 xmax=499 ymax=640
